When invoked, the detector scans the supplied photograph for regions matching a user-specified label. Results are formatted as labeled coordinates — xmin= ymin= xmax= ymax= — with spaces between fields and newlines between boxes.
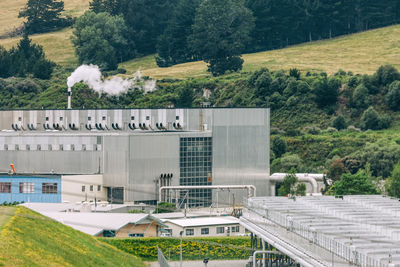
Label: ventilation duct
xmin=128 ymin=123 xmax=136 ymax=130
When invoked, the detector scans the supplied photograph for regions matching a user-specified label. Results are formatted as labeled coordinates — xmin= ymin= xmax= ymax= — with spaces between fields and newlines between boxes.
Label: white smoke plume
xmin=67 ymin=64 xmax=156 ymax=95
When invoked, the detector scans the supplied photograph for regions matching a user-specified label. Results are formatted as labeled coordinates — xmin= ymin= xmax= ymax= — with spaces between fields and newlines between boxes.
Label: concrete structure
xmin=61 ymin=174 xmax=106 ymax=203
xmin=241 ymin=195 xmax=400 ymax=267
xmin=0 ymin=174 xmax=61 ymax=203
xmin=164 ymin=216 xmax=245 ymax=237
xmin=0 ymin=108 xmax=270 ymax=206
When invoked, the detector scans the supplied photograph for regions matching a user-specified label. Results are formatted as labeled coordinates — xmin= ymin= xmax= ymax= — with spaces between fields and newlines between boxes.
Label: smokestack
xmin=67 ymin=87 xmax=71 ymax=109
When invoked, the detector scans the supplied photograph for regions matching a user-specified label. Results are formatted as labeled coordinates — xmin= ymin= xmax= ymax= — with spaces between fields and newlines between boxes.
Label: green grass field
xmin=122 ymin=24 xmax=400 ymax=79
xmin=0 ymin=206 xmax=144 ymax=267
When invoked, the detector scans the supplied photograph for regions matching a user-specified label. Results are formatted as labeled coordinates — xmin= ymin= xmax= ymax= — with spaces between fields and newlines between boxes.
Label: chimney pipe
xmin=67 ymin=87 xmax=72 ymax=109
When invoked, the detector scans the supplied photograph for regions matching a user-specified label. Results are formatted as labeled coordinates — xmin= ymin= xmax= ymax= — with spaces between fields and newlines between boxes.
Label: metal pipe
xmin=269 ymin=173 xmax=320 ymax=194
xmin=67 ymin=87 xmax=72 ymax=109
xmin=159 ymin=185 xmax=256 ymax=202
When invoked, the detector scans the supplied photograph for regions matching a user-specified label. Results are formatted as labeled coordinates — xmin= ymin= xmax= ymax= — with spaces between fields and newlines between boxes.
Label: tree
xmin=373 ymin=64 xmax=400 ymax=87
xmin=388 ymin=161 xmax=400 ymax=198
xmin=352 ymin=83 xmax=370 ymax=109
xmin=0 ymin=35 xmax=55 ymax=79
xmin=327 ymin=159 xmax=348 ymax=182
xmin=175 ymin=83 xmax=194 ymax=107
xmin=154 ymin=202 xmax=176 ymax=213
xmin=277 ymin=168 xmax=306 ymax=196
xmin=272 ymin=136 xmax=287 ymax=158
xmin=385 ymin=80 xmax=400 ymax=110
xmin=330 ymin=169 xmax=378 ymax=195
xmin=71 ymin=11 xmax=128 ymax=70
xmin=312 ymin=76 xmax=340 ymax=107
xmin=189 ymin=0 xmax=254 ymax=76
xmin=156 ymin=0 xmax=201 ymax=67
xmin=332 ymin=115 xmax=347 ymax=130
xmin=361 ymin=106 xmax=382 ymax=130
xmin=19 ymin=0 xmax=72 ymax=34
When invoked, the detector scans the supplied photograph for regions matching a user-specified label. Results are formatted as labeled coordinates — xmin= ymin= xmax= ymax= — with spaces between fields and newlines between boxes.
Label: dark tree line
xmin=19 ymin=0 xmax=73 ymax=34
xmin=0 ymin=35 xmax=55 ymax=79
xmin=86 ymin=0 xmax=399 ymax=73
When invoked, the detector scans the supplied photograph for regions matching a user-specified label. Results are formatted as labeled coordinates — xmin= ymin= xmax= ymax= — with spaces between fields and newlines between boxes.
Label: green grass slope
xmin=1 ymin=23 xmax=400 ymax=78
xmin=0 ymin=206 xmax=144 ymax=267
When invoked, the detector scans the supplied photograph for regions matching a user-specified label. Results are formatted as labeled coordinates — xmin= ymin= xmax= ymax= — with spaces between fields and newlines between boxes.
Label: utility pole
xmin=180 ymin=231 xmax=183 ymax=267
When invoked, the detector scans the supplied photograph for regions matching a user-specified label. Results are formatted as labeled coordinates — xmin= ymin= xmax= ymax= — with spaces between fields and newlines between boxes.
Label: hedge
xmin=100 ymin=237 xmax=251 ymax=261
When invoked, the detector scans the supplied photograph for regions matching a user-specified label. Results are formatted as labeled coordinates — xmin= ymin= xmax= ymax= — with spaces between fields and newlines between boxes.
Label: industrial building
xmin=0 ymin=108 xmax=270 ymax=206
xmin=241 ymin=195 xmax=400 ymax=267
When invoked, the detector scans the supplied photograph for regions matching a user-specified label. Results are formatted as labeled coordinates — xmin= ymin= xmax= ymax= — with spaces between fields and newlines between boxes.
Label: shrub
xmin=154 ymin=202 xmax=176 ymax=213
xmin=388 ymin=162 xmax=400 ymax=198
xmin=327 ymin=159 xmax=348 ymax=182
xmin=324 ymin=127 xmax=338 ymax=133
xmin=361 ymin=106 xmax=391 ymax=130
xmin=352 ymin=83 xmax=370 ymax=109
xmin=332 ymin=115 xmax=347 ymax=130
xmin=329 ymin=169 xmax=378 ymax=195
xmin=15 ymin=79 xmax=39 ymax=93
xmin=312 ymin=77 xmax=340 ymax=108
xmin=271 ymin=135 xmax=287 ymax=158
xmin=346 ymin=125 xmax=361 ymax=132
xmin=385 ymin=80 xmax=400 ymax=110
xmin=271 ymin=153 xmax=303 ymax=173
xmin=303 ymin=125 xmax=321 ymax=135
xmin=254 ymin=71 xmax=273 ymax=97
xmin=289 ymin=68 xmax=301 ymax=79
xmin=373 ymin=65 xmax=400 ymax=87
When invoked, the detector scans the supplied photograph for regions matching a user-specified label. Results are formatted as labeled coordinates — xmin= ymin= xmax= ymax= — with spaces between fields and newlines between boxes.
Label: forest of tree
xmin=87 ymin=0 xmax=400 ymax=69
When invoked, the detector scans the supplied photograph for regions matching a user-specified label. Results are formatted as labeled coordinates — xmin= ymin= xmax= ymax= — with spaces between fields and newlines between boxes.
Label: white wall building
xmin=164 ymin=216 xmax=245 ymax=237
xmin=61 ymin=174 xmax=107 ymax=203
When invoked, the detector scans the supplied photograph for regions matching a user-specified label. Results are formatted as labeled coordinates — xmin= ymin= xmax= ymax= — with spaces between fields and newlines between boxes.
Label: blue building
xmin=0 ymin=175 xmax=61 ymax=203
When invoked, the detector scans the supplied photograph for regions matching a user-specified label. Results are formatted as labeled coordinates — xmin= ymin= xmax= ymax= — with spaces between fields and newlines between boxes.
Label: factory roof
xmin=241 ymin=195 xmax=400 ymax=266
xmin=42 ymin=212 xmax=165 ymax=236
xmin=165 ymin=216 xmax=239 ymax=228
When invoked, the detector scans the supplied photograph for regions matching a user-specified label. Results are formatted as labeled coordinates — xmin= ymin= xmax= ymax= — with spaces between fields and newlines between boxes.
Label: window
xmin=216 ymin=227 xmax=224 ymax=234
xmin=42 ymin=183 xmax=57 ymax=194
xmin=231 ymin=226 xmax=240 ymax=233
xmin=97 ymin=185 xmax=101 ymax=191
xmin=59 ymin=117 xmax=63 ymax=121
xmin=185 ymin=229 xmax=194 ymax=236
xmin=176 ymin=116 xmax=179 ymax=120
xmin=129 ymin=233 xmax=144 ymax=237
xmin=18 ymin=117 xmax=22 ymax=121
xmin=82 ymin=185 xmax=86 ymax=192
xmin=0 ymin=182 xmax=11 ymax=193
xmin=102 ymin=116 xmax=106 ymax=120
xmin=146 ymin=116 xmax=150 ymax=120
xmin=90 ymin=185 xmax=93 ymax=192
xmin=45 ymin=117 xmax=49 ymax=121
xmin=131 ymin=116 xmax=135 ymax=120
xmin=88 ymin=116 xmax=91 ymax=121
xmin=19 ymin=182 xmax=34 ymax=193
xmin=103 ymin=230 xmax=115 ymax=237
xmin=201 ymin=228 xmax=209 ymax=235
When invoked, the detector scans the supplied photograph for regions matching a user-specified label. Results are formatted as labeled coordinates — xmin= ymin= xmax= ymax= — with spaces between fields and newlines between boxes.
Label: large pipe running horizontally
xmin=159 ymin=185 xmax=256 ymax=202
xmin=252 ymin=250 xmax=284 ymax=267
xmin=269 ymin=173 xmax=323 ymax=194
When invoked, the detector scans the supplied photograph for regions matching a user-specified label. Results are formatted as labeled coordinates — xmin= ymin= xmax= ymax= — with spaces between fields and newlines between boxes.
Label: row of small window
xmin=180 ymin=159 xmax=212 ymax=164
xmin=0 ymin=182 xmax=57 ymax=194
xmin=181 ymin=137 xmax=211 ymax=143
xmin=1 ymin=144 xmax=100 ymax=151
xmin=185 ymin=226 xmax=240 ymax=236
xmin=102 ymin=230 xmax=144 ymax=238
xmin=82 ymin=185 xmax=102 ymax=192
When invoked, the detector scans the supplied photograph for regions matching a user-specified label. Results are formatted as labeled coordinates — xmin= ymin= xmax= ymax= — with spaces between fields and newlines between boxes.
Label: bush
xmin=329 ymin=169 xmax=378 ymax=195
xmin=15 ymin=79 xmax=39 ymax=93
xmin=327 ymin=159 xmax=348 ymax=182
xmin=271 ymin=135 xmax=287 ymax=158
xmin=289 ymin=68 xmax=300 ymax=80
xmin=303 ymin=125 xmax=321 ymax=135
xmin=352 ymin=83 xmax=370 ymax=109
xmin=102 ymin=237 xmax=251 ymax=261
xmin=154 ymin=202 xmax=176 ymax=213
xmin=271 ymin=153 xmax=303 ymax=173
xmin=312 ymin=77 xmax=340 ymax=108
xmin=373 ymin=64 xmax=400 ymax=87
xmin=346 ymin=125 xmax=361 ymax=132
xmin=388 ymin=162 xmax=400 ymax=198
xmin=254 ymin=71 xmax=272 ymax=97
xmin=332 ymin=115 xmax=347 ymax=130
xmin=361 ymin=106 xmax=391 ymax=130
xmin=385 ymin=80 xmax=400 ymax=110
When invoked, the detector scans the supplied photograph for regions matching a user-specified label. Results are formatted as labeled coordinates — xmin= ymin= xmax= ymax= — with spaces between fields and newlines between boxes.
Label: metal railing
xmin=244 ymin=199 xmax=387 ymax=267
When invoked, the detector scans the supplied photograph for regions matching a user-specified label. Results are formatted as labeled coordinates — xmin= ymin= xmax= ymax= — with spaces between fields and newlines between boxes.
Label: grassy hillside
xmin=1 ymin=23 xmax=400 ymax=77
xmin=121 ymin=24 xmax=400 ymax=79
xmin=0 ymin=0 xmax=90 ymax=35
xmin=0 ymin=206 xmax=144 ymax=267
